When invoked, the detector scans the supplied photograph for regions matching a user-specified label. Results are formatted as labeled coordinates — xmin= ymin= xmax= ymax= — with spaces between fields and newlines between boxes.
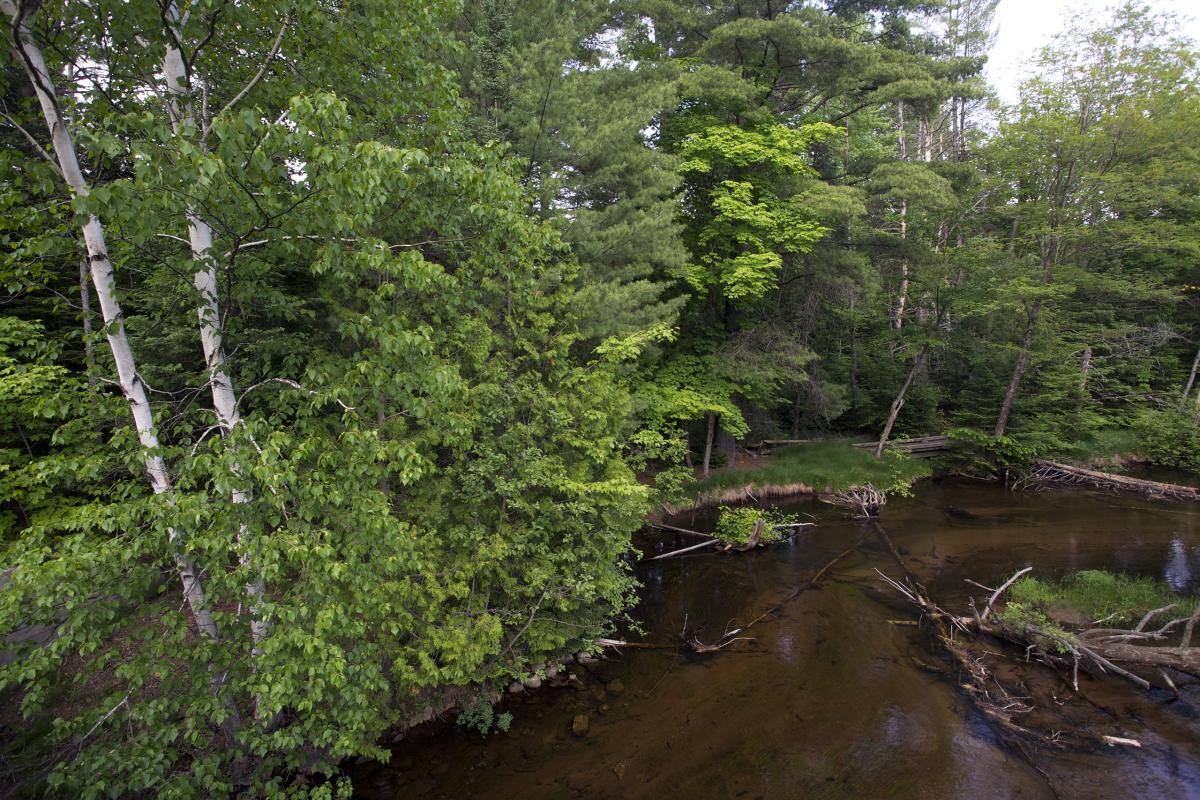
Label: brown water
xmin=352 ymin=480 xmax=1200 ymax=799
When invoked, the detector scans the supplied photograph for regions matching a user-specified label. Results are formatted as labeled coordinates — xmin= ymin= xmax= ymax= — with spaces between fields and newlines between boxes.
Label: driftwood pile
xmin=880 ymin=562 xmax=1200 ymax=748
xmin=821 ymin=483 xmax=886 ymax=518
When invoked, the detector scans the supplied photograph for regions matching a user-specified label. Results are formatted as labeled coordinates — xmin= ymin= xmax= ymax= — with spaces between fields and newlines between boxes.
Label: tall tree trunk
xmin=702 ymin=412 xmax=716 ymax=477
xmin=791 ymin=389 xmax=802 ymax=440
xmin=79 ymin=257 xmax=96 ymax=386
xmin=3 ymin=0 xmax=223 ymax=648
xmin=994 ymin=300 xmax=1042 ymax=438
xmin=1181 ymin=345 xmax=1200 ymax=407
xmin=161 ymin=5 xmax=270 ymax=661
xmin=1077 ymin=345 xmax=1093 ymax=415
xmin=895 ymin=198 xmax=909 ymax=329
xmin=849 ymin=292 xmax=859 ymax=394
xmin=875 ymin=347 xmax=928 ymax=458
xmin=894 ymin=101 xmax=909 ymax=329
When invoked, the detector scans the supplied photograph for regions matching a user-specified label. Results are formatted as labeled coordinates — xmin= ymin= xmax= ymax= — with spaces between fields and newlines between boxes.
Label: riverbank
xmin=664 ymin=440 xmax=932 ymax=514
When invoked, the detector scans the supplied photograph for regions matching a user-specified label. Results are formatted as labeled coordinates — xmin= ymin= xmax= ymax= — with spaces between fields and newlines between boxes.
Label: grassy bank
xmin=1008 ymin=570 xmax=1197 ymax=627
xmin=677 ymin=441 xmax=932 ymax=510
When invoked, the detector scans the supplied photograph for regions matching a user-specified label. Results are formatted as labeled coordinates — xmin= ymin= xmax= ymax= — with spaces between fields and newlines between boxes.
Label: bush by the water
xmin=713 ymin=506 xmax=795 ymax=547
xmin=1132 ymin=409 xmax=1200 ymax=472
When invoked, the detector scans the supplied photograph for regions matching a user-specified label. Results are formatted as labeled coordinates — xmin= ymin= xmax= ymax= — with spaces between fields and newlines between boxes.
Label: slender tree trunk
xmin=1181 ymin=346 xmax=1200 ymax=407
xmin=3 ymin=0 xmax=223 ymax=647
xmin=1077 ymin=345 xmax=1093 ymax=415
xmin=849 ymin=293 xmax=858 ymax=393
xmin=79 ymin=257 xmax=96 ymax=386
xmin=994 ymin=300 xmax=1042 ymax=438
xmin=702 ymin=412 xmax=716 ymax=477
xmin=791 ymin=390 xmax=802 ymax=440
xmin=875 ymin=347 xmax=928 ymax=458
xmin=895 ymin=198 xmax=909 ymax=329
xmin=161 ymin=6 xmax=270 ymax=660
xmin=894 ymin=101 xmax=909 ymax=330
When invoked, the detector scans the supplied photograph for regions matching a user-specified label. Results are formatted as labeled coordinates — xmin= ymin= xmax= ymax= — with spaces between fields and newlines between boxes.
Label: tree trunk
xmin=2 ymin=0 xmax=222 ymax=646
xmin=894 ymin=101 xmax=909 ymax=329
xmin=1181 ymin=345 xmax=1200 ymax=407
xmin=1077 ymin=345 xmax=1092 ymax=415
xmin=161 ymin=5 xmax=270 ymax=660
xmin=895 ymin=198 xmax=909 ymax=330
xmin=791 ymin=389 xmax=802 ymax=440
xmin=994 ymin=300 xmax=1042 ymax=438
xmin=79 ymin=257 xmax=96 ymax=386
xmin=875 ymin=347 xmax=928 ymax=458
xmin=702 ymin=412 xmax=716 ymax=477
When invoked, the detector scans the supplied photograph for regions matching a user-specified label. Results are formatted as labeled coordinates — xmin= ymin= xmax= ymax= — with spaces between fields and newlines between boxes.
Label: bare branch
xmin=207 ymin=16 xmax=289 ymax=135
xmin=980 ymin=566 xmax=1032 ymax=623
xmin=0 ymin=106 xmax=62 ymax=177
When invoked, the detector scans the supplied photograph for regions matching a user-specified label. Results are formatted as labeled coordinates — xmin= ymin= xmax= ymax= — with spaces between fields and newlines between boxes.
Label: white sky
xmin=986 ymin=0 xmax=1200 ymax=103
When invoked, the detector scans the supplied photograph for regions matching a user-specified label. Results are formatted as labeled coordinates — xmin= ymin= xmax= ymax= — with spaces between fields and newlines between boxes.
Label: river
xmin=351 ymin=479 xmax=1200 ymax=799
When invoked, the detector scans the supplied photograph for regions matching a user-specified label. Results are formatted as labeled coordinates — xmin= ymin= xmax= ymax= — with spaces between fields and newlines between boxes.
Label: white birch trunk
xmin=2 ymin=0 xmax=220 ymax=643
xmin=161 ymin=3 xmax=270 ymax=656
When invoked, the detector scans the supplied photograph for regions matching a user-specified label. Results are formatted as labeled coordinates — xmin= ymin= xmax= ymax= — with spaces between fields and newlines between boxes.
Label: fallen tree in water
xmin=879 ymin=560 xmax=1200 ymax=747
xmin=1020 ymin=460 xmax=1200 ymax=501
xmin=605 ymin=539 xmax=859 ymax=654
xmin=645 ymin=507 xmax=814 ymax=560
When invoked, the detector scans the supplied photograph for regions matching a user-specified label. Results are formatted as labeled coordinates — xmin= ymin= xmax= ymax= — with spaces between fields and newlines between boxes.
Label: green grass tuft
xmin=690 ymin=440 xmax=931 ymax=497
xmin=1009 ymin=570 xmax=1197 ymax=627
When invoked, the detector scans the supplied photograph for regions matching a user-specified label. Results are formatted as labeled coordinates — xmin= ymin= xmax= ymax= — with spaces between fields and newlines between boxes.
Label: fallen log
xmin=1023 ymin=460 xmax=1200 ymax=502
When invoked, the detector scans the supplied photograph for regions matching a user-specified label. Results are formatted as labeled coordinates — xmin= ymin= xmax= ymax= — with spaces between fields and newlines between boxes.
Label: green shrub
xmin=712 ymin=506 xmax=795 ymax=547
xmin=1131 ymin=408 xmax=1200 ymax=472
xmin=457 ymin=697 xmax=513 ymax=736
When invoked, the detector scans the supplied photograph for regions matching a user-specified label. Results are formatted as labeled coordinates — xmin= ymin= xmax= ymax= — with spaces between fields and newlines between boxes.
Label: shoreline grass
xmin=675 ymin=441 xmax=931 ymax=511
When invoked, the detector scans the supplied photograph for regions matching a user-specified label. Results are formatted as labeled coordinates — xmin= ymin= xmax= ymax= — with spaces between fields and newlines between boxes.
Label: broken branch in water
xmin=648 ymin=522 xmax=714 ymax=539
xmin=647 ymin=539 xmax=722 ymax=560
xmin=979 ymin=566 xmax=1032 ymax=622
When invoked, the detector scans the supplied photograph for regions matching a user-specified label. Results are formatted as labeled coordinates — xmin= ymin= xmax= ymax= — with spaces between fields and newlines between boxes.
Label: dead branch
xmin=647 ymin=522 xmax=713 ymax=539
xmin=647 ymin=539 xmax=721 ymax=560
xmin=1182 ymin=603 xmax=1200 ymax=648
xmin=980 ymin=566 xmax=1033 ymax=622
xmin=822 ymin=484 xmax=886 ymax=517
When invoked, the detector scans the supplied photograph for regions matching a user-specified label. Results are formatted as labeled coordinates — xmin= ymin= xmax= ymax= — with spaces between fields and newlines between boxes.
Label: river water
xmin=352 ymin=479 xmax=1200 ymax=799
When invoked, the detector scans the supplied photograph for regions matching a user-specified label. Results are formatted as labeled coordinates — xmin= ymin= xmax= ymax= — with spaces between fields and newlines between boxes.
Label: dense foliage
xmin=2 ymin=0 xmax=1199 ymax=795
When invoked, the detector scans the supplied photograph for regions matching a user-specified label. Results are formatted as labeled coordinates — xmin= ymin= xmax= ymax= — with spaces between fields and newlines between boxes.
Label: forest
xmin=1 ymin=0 xmax=1199 ymax=797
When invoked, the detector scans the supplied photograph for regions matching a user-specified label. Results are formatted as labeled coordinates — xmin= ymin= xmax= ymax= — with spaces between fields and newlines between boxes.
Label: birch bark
xmin=2 ymin=0 xmax=221 ymax=643
xmin=160 ymin=3 xmax=271 ymax=657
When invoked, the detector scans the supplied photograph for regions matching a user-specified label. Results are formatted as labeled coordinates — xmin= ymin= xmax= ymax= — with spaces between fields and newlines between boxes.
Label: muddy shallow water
xmin=352 ymin=480 xmax=1200 ymax=799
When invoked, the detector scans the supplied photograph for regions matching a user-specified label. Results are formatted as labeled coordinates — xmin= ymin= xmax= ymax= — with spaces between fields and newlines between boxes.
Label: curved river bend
xmin=353 ymin=480 xmax=1200 ymax=799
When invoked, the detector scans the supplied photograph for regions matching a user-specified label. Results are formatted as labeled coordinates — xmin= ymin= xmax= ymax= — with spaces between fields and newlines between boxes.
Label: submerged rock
xmin=571 ymin=713 xmax=590 ymax=737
